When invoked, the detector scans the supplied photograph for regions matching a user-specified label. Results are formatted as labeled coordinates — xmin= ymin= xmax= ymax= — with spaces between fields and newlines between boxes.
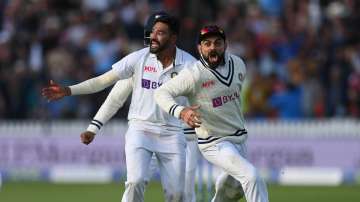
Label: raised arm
xmin=81 ymin=78 xmax=133 ymax=145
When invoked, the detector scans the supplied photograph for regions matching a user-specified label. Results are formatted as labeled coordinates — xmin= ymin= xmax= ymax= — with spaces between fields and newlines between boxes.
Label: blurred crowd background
xmin=0 ymin=0 xmax=359 ymax=120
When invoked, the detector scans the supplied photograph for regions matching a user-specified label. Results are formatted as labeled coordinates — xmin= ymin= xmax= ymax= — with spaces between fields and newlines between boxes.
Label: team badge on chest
xmin=238 ymin=73 xmax=244 ymax=82
xmin=171 ymin=72 xmax=178 ymax=78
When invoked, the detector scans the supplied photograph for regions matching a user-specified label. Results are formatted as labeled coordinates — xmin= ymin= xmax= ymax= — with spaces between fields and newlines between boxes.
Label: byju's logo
xmin=212 ymin=92 xmax=240 ymax=108
xmin=142 ymin=79 xmax=162 ymax=89
xmin=212 ymin=97 xmax=223 ymax=107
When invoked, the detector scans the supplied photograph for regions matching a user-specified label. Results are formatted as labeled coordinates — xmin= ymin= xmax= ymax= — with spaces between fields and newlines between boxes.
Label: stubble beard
xmin=203 ymin=50 xmax=225 ymax=69
xmin=150 ymin=40 xmax=169 ymax=54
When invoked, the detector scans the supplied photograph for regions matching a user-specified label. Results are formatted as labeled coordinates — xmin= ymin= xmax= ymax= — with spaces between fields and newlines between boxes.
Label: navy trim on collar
xmin=204 ymin=56 xmax=235 ymax=87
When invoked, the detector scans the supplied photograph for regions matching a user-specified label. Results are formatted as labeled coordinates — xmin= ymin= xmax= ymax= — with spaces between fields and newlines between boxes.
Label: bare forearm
xmin=63 ymin=86 xmax=71 ymax=96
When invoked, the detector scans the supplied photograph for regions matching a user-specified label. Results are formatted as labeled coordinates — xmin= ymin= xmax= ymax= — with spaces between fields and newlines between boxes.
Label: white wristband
xmin=87 ymin=124 xmax=99 ymax=134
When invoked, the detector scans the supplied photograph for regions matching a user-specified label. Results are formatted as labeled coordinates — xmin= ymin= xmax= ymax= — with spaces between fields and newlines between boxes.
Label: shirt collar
xmin=149 ymin=47 xmax=184 ymax=67
xmin=200 ymin=51 xmax=229 ymax=69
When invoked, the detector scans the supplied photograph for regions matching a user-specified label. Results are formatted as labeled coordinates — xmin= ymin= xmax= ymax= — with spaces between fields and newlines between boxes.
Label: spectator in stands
xmin=0 ymin=0 xmax=358 ymax=120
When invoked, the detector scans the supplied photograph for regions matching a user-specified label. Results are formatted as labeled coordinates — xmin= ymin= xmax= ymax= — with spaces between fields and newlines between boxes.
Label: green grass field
xmin=0 ymin=182 xmax=359 ymax=202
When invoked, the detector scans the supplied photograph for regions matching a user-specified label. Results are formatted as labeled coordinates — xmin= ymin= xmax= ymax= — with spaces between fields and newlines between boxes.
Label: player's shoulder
xmin=176 ymin=48 xmax=196 ymax=63
xmin=112 ymin=47 xmax=149 ymax=68
xmin=179 ymin=60 xmax=201 ymax=80
xmin=228 ymin=52 xmax=246 ymax=72
xmin=127 ymin=47 xmax=149 ymax=59
xmin=228 ymin=53 xmax=244 ymax=64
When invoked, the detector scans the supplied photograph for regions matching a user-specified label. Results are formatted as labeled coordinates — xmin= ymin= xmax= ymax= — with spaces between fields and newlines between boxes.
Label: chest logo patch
xmin=202 ymin=80 xmax=215 ymax=88
xmin=212 ymin=91 xmax=240 ymax=108
xmin=171 ymin=72 xmax=178 ymax=78
xmin=142 ymin=79 xmax=162 ymax=89
xmin=144 ymin=66 xmax=157 ymax=73
xmin=238 ymin=73 xmax=244 ymax=81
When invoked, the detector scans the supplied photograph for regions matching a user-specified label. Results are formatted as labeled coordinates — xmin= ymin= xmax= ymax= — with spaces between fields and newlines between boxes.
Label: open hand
xmin=180 ymin=105 xmax=202 ymax=128
xmin=80 ymin=131 xmax=96 ymax=145
xmin=41 ymin=80 xmax=70 ymax=101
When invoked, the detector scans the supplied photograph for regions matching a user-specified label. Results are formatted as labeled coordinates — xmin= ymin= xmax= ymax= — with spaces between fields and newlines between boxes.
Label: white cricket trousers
xmin=143 ymin=138 xmax=198 ymax=202
xmin=184 ymin=139 xmax=199 ymax=202
xmin=121 ymin=124 xmax=186 ymax=202
xmin=199 ymin=140 xmax=269 ymax=202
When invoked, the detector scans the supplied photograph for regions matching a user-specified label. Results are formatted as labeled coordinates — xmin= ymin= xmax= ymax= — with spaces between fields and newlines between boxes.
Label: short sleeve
xmin=112 ymin=48 xmax=147 ymax=79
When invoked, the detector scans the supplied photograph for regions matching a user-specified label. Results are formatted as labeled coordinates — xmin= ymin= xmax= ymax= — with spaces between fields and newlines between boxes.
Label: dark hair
xmin=143 ymin=11 xmax=179 ymax=45
xmin=198 ymin=25 xmax=226 ymax=44
xmin=152 ymin=12 xmax=180 ymax=35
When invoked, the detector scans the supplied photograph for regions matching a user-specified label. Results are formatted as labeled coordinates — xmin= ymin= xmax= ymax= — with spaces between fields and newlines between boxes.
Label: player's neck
xmin=157 ymin=46 xmax=176 ymax=69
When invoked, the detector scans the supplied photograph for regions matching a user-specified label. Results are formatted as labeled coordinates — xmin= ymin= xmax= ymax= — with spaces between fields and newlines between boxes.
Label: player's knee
xmin=216 ymin=176 xmax=244 ymax=200
xmin=215 ymin=179 xmax=227 ymax=192
xmin=225 ymin=185 xmax=244 ymax=200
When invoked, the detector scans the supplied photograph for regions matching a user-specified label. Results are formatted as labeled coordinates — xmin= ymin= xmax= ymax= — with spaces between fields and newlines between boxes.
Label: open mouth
xmin=209 ymin=52 xmax=219 ymax=63
xmin=150 ymin=41 xmax=160 ymax=48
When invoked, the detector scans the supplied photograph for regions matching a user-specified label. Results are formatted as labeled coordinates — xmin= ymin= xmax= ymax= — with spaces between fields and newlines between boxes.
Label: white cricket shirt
xmin=155 ymin=53 xmax=248 ymax=145
xmin=112 ymin=47 xmax=196 ymax=134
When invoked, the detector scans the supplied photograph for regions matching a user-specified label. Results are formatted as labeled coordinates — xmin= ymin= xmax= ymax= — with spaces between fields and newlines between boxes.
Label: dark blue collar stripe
xmin=208 ymin=57 xmax=233 ymax=80
xmin=200 ymin=57 xmax=208 ymax=68
xmin=206 ymin=57 xmax=234 ymax=87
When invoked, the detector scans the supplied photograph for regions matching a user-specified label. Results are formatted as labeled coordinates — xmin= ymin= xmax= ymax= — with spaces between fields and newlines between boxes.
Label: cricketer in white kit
xmin=42 ymin=12 xmax=196 ymax=202
xmin=81 ymin=77 xmax=199 ymax=202
xmin=154 ymin=25 xmax=269 ymax=202
xmin=111 ymin=46 xmax=195 ymax=202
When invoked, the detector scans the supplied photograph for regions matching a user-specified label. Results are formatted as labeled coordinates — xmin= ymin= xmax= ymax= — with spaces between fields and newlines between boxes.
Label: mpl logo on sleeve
xmin=212 ymin=91 xmax=240 ymax=108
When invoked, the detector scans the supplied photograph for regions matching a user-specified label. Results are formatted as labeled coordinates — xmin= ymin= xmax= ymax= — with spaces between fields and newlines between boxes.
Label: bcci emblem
xmin=171 ymin=72 xmax=178 ymax=78
xmin=238 ymin=73 xmax=244 ymax=81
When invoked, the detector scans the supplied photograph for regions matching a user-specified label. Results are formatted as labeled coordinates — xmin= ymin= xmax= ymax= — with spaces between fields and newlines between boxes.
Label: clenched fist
xmin=80 ymin=131 xmax=96 ymax=145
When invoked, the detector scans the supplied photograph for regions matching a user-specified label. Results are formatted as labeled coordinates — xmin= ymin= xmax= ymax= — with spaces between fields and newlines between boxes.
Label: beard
xmin=202 ymin=50 xmax=225 ymax=68
xmin=149 ymin=39 xmax=169 ymax=54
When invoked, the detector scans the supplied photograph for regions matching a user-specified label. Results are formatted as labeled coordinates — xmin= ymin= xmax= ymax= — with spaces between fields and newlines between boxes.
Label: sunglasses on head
xmin=200 ymin=26 xmax=224 ymax=36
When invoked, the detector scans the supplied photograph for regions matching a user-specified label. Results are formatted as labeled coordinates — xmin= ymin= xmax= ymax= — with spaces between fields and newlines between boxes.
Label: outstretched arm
xmin=42 ymin=69 xmax=120 ymax=101
xmin=81 ymin=78 xmax=133 ymax=145
xmin=42 ymin=48 xmax=142 ymax=101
